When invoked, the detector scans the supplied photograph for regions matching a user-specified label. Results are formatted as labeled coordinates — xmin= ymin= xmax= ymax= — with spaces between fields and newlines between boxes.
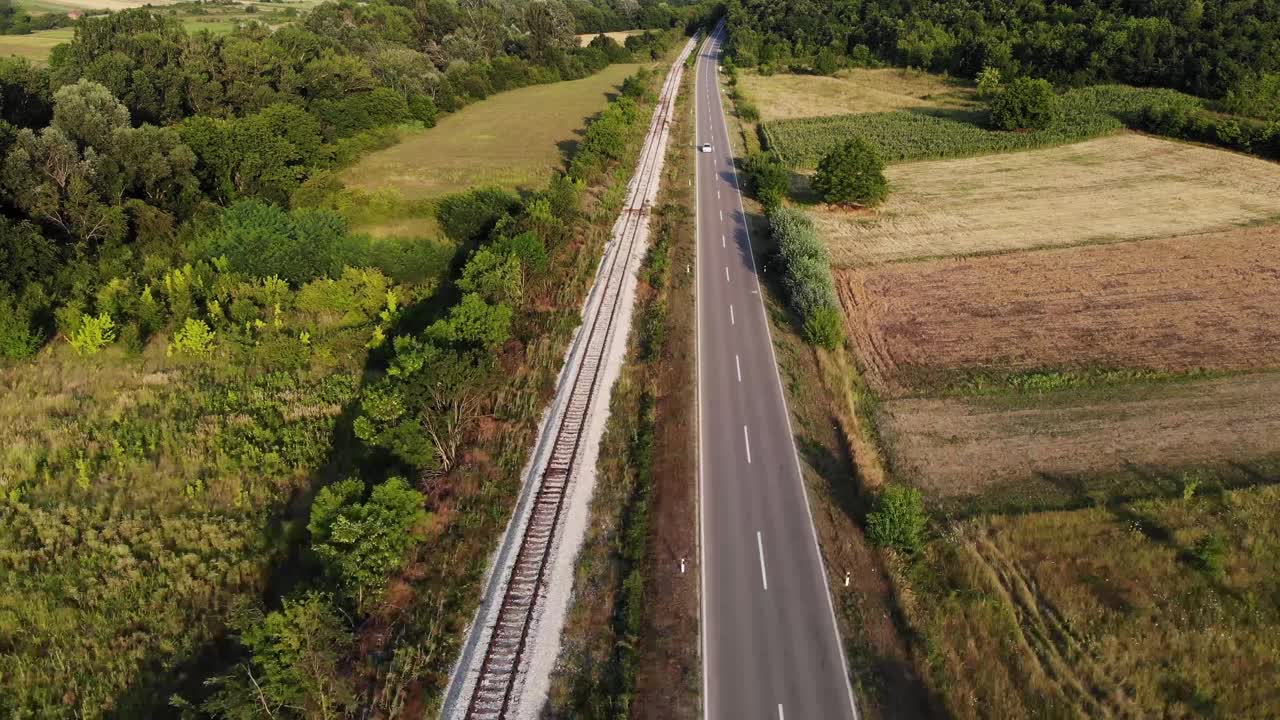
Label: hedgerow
xmin=768 ymin=206 xmax=843 ymax=349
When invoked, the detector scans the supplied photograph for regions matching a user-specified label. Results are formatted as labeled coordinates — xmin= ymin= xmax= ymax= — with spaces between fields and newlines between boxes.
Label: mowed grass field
xmin=908 ymin=484 xmax=1280 ymax=718
xmin=0 ymin=27 xmax=73 ymax=63
xmin=342 ymin=62 xmax=643 ymax=200
xmin=811 ymin=133 xmax=1280 ymax=267
xmin=837 ymin=225 xmax=1280 ymax=393
xmin=741 ymin=67 xmax=977 ymax=122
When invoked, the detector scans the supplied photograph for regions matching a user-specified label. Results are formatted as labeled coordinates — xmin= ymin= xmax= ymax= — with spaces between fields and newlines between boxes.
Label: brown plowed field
xmin=880 ymin=372 xmax=1280 ymax=498
xmin=838 ymin=225 xmax=1280 ymax=394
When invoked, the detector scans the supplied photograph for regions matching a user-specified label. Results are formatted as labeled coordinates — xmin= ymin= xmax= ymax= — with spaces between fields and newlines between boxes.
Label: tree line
xmin=0 ymin=0 xmax=691 ymax=361
xmin=723 ymin=0 xmax=1280 ymax=111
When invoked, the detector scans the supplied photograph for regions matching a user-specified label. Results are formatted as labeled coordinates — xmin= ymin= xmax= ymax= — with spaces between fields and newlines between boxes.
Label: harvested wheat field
xmin=740 ymin=67 xmax=976 ymax=122
xmin=813 ymin=134 xmax=1280 ymax=267
xmin=880 ymin=372 xmax=1280 ymax=500
xmin=839 ymin=225 xmax=1280 ymax=393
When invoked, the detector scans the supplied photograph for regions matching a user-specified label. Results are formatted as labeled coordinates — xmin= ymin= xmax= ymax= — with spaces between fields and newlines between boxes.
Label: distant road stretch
xmin=695 ymin=24 xmax=860 ymax=720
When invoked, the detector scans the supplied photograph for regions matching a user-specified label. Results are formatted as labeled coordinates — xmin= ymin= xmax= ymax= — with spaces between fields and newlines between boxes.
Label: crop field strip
xmin=463 ymin=37 xmax=693 ymax=720
xmin=762 ymin=85 xmax=1201 ymax=168
xmin=813 ymin=134 xmax=1280 ymax=268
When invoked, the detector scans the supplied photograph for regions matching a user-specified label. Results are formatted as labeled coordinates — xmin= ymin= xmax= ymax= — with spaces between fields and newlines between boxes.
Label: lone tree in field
xmin=990 ymin=77 xmax=1058 ymax=130
xmin=812 ymin=137 xmax=888 ymax=206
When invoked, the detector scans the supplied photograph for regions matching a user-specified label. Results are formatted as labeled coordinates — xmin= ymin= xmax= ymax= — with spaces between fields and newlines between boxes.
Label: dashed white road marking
xmin=778 ymin=704 xmax=785 ymax=720
xmin=756 ymin=531 xmax=768 ymax=590
xmin=729 ymin=304 xmax=735 ymax=325
xmin=735 ymin=354 xmax=742 ymax=382
xmin=721 ymin=234 xmax=726 ymax=248
xmin=719 ymin=209 xmax=723 ymax=221
xmin=724 ymin=266 xmax=730 ymax=283
xmin=744 ymin=424 xmax=752 ymax=464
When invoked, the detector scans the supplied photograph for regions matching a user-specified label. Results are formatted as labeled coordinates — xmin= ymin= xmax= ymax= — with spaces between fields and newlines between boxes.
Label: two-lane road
xmin=695 ymin=26 xmax=859 ymax=720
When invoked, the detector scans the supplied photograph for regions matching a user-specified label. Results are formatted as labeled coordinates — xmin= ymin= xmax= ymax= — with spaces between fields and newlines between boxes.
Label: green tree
xmin=308 ymin=477 xmax=427 ymax=612
xmin=811 ymin=137 xmax=888 ymax=206
xmin=51 ymin=79 xmax=129 ymax=150
xmin=69 ymin=312 xmax=116 ymax=355
xmin=458 ymin=247 xmax=523 ymax=305
xmin=990 ymin=77 xmax=1058 ymax=131
xmin=866 ymin=484 xmax=926 ymax=552
xmin=523 ymin=0 xmax=575 ymax=62
xmin=813 ymin=47 xmax=839 ymax=76
xmin=203 ymin=200 xmax=349 ymax=285
xmin=976 ymin=66 xmax=1002 ymax=100
xmin=426 ymin=292 xmax=513 ymax=349
xmin=201 ymin=593 xmax=354 ymax=720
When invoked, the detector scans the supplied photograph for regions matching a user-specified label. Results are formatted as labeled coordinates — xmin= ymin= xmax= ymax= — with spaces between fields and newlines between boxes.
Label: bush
xmin=866 ymin=484 xmax=926 ymax=552
xmin=168 ymin=318 xmax=216 ymax=357
xmin=308 ymin=477 xmax=427 ymax=612
xmin=1189 ymin=533 xmax=1228 ymax=577
xmin=435 ymin=186 xmax=521 ymax=244
xmin=990 ymin=77 xmax=1058 ymax=131
xmin=0 ymin=293 xmax=42 ymax=359
xmin=803 ymin=305 xmax=843 ymax=350
xmin=745 ymin=153 xmax=789 ymax=209
xmin=69 ymin=312 xmax=116 ymax=355
xmin=976 ymin=66 xmax=1002 ymax=99
xmin=812 ymin=137 xmax=888 ymax=206
xmin=204 ymin=200 xmax=351 ymax=285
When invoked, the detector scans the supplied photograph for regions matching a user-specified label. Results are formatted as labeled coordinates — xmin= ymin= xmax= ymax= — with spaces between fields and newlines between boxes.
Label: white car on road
xmin=700 ymin=142 xmax=713 ymax=153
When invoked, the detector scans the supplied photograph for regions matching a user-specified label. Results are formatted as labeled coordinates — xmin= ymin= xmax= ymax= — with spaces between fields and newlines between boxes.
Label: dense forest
xmin=0 ymin=0 xmax=709 ymax=716
xmin=724 ymin=0 xmax=1280 ymax=113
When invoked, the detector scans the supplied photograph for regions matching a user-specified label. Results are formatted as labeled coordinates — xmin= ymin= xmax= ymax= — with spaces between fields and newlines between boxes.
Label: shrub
xmin=803 ymin=305 xmax=843 ymax=350
xmin=990 ymin=77 xmax=1058 ymax=130
xmin=866 ymin=484 xmax=926 ymax=552
xmin=745 ymin=153 xmax=789 ymax=209
xmin=435 ymin=186 xmax=521 ymax=244
xmin=976 ymin=66 xmax=1002 ymax=99
xmin=0 ymin=293 xmax=42 ymax=359
xmin=814 ymin=47 xmax=839 ymax=76
xmin=1189 ymin=533 xmax=1227 ymax=577
xmin=812 ymin=137 xmax=888 ymax=206
xmin=69 ymin=312 xmax=116 ymax=355
xmin=308 ymin=477 xmax=427 ymax=612
xmin=168 ymin=318 xmax=216 ymax=357
xmin=204 ymin=200 xmax=350 ymax=285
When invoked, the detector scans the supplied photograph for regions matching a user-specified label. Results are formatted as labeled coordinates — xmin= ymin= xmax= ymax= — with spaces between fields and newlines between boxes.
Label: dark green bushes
xmin=989 ymin=77 xmax=1059 ymax=130
xmin=866 ymin=484 xmax=927 ymax=553
xmin=811 ymin=137 xmax=888 ymax=206
xmin=768 ymin=206 xmax=843 ymax=349
xmin=744 ymin=152 xmax=789 ymax=209
xmin=435 ymin=186 xmax=522 ymax=244
xmin=203 ymin=200 xmax=352 ymax=285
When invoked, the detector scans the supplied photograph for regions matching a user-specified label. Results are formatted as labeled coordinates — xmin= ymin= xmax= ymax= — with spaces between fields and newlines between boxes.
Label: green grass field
xmin=341 ymin=62 xmax=645 ymax=200
xmin=0 ymin=27 xmax=73 ymax=63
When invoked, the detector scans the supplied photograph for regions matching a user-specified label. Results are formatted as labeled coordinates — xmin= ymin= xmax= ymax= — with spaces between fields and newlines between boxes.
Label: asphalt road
xmin=695 ymin=26 xmax=860 ymax=720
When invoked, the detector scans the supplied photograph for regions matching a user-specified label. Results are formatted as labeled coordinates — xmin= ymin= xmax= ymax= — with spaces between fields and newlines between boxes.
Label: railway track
xmin=463 ymin=36 xmax=697 ymax=720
